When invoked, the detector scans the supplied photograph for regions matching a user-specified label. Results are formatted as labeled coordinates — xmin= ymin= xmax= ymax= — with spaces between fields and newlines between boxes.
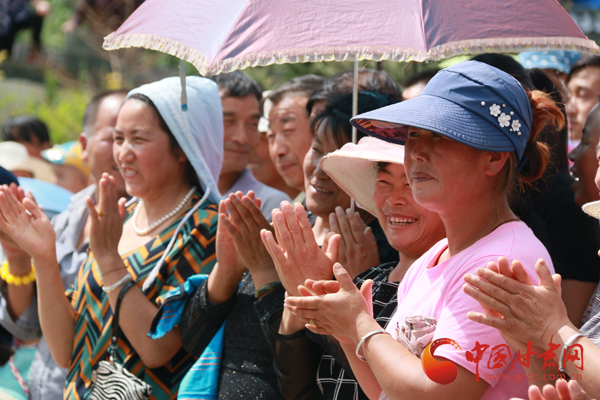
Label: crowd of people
xmin=0 ymin=50 xmax=599 ymax=400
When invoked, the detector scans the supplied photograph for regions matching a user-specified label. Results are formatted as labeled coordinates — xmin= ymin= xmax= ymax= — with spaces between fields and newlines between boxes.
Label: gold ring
xmin=97 ymin=210 xmax=107 ymax=217
xmin=308 ymin=319 xmax=318 ymax=328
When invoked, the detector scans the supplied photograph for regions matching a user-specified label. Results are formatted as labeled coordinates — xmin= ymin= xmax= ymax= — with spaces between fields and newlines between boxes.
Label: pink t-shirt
xmin=380 ymin=221 xmax=554 ymax=400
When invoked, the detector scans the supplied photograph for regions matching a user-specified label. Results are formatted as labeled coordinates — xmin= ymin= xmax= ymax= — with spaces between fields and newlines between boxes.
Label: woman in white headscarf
xmin=0 ymin=76 xmax=223 ymax=400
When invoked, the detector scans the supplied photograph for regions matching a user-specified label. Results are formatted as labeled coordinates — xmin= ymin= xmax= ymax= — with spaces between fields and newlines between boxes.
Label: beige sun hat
xmin=0 ymin=141 xmax=55 ymax=182
xmin=320 ymin=136 xmax=405 ymax=216
xmin=582 ymin=200 xmax=600 ymax=220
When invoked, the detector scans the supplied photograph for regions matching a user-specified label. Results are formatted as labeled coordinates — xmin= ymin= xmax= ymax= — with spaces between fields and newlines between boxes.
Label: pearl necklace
xmin=132 ymin=186 xmax=196 ymax=236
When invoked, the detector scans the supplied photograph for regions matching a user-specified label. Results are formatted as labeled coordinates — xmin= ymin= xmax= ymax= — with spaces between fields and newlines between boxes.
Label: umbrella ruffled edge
xmin=103 ymin=32 xmax=211 ymax=74
xmin=103 ymin=32 xmax=599 ymax=76
xmin=429 ymin=36 xmax=599 ymax=60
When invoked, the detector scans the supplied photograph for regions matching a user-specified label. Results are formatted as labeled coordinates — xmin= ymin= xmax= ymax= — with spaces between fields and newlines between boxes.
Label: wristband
xmin=558 ymin=332 xmax=585 ymax=373
xmin=255 ymin=280 xmax=283 ymax=298
xmin=102 ymin=272 xmax=132 ymax=293
xmin=356 ymin=329 xmax=388 ymax=362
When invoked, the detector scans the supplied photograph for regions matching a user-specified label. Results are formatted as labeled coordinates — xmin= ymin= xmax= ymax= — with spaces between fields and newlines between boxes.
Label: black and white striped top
xmin=313 ymin=262 xmax=399 ymax=400
xmin=581 ymin=282 xmax=600 ymax=347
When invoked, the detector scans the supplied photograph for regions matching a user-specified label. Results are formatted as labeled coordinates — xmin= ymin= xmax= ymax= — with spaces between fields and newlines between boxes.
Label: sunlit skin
xmin=267 ymin=95 xmax=312 ymax=193
xmin=569 ymin=104 xmax=600 ymax=205
xmin=249 ymin=131 xmax=296 ymax=198
xmin=304 ymin=121 xmax=353 ymax=221
xmin=0 ymin=94 xmax=126 ymax=330
xmin=373 ymin=163 xmax=445 ymax=267
xmin=404 ymin=129 xmax=490 ymax=215
xmin=283 ymin=127 xmax=512 ymax=400
xmin=567 ymin=66 xmax=600 ymax=142
xmin=80 ymin=93 xmax=127 ymax=198
xmin=0 ymin=97 xmax=194 ymax=371
xmin=219 ymin=93 xmax=261 ymax=194
xmin=50 ymin=164 xmax=88 ymax=194
xmin=403 ymin=127 xmax=513 ymax=259
xmin=113 ymin=99 xmax=189 ymax=203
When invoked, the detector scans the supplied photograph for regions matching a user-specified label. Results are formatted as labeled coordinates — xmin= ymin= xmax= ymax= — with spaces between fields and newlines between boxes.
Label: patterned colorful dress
xmin=64 ymin=192 xmax=218 ymax=400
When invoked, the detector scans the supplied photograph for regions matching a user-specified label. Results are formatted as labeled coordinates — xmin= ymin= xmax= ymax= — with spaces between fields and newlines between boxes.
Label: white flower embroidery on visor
xmin=482 ymin=101 xmax=521 ymax=135
xmin=511 ymin=119 xmax=522 ymax=135
xmin=498 ymin=113 xmax=511 ymax=128
xmin=489 ymin=104 xmax=501 ymax=117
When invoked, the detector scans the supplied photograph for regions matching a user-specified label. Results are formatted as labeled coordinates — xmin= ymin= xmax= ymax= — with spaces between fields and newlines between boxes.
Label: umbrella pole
xmin=351 ymin=59 xmax=359 ymax=212
xmin=351 ymin=59 xmax=358 ymax=143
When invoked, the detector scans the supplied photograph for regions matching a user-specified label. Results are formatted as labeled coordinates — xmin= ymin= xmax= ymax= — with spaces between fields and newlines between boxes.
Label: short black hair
xmin=267 ymin=75 xmax=325 ymax=109
xmin=307 ymin=69 xmax=401 ymax=115
xmin=567 ymin=55 xmax=600 ymax=83
xmin=471 ymin=53 xmax=533 ymax=90
xmin=82 ymin=90 xmax=129 ymax=135
xmin=1 ymin=115 xmax=50 ymax=145
xmin=401 ymin=69 xmax=440 ymax=90
xmin=310 ymin=91 xmax=399 ymax=147
xmin=210 ymin=71 xmax=262 ymax=101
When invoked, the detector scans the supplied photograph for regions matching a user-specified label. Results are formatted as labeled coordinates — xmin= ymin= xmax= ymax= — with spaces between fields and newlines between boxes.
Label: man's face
xmin=267 ymin=94 xmax=312 ymax=192
xmin=570 ymin=105 xmax=600 ymax=206
xmin=220 ymin=93 xmax=261 ymax=177
xmin=81 ymin=94 xmax=127 ymax=197
xmin=249 ymin=131 xmax=282 ymax=188
xmin=567 ymin=66 xmax=600 ymax=142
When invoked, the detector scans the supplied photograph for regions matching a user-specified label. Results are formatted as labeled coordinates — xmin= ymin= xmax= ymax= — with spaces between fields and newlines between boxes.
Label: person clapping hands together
xmin=464 ymin=257 xmax=600 ymax=399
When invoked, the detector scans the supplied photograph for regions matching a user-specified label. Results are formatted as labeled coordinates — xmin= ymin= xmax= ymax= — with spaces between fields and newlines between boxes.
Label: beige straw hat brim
xmin=320 ymin=136 xmax=405 ymax=216
xmin=582 ymin=200 xmax=600 ymax=220
xmin=0 ymin=141 xmax=55 ymax=183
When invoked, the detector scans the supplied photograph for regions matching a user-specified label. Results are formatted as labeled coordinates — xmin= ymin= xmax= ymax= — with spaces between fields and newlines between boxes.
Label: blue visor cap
xmin=351 ymin=61 xmax=532 ymax=161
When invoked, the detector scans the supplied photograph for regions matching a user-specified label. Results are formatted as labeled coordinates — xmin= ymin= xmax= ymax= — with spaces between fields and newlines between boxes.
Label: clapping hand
xmin=0 ymin=184 xmax=55 ymax=262
xmin=220 ymin=191 xmax=274 ymax=274
xmin=0 ymin=184 xmax=37 ymax=259
xmin=329 ymin=206 xmax=379 ymax=279
xmin=261 ymin=201 xmax=339 ymax=297
xmin=509 ymin=380 xmax=592 ymax=400
xmin=215 ymin=191 xmax=259 ymax=280
xmin=463 ymin=257 xmax=569 ymax=350
xmin=86 ymin=173 xmax=127 ymax=269
xmin=284 ymin=263 xmax=374 ymax=343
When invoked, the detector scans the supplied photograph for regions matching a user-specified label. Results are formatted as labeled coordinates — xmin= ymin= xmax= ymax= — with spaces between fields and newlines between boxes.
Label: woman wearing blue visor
xmin=284 ymin=61 xmax=564 ymax=400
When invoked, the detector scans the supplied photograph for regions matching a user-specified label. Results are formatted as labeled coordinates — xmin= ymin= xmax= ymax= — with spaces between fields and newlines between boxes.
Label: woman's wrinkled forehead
xmin=116 ymin=98 xmax=166 ymax=133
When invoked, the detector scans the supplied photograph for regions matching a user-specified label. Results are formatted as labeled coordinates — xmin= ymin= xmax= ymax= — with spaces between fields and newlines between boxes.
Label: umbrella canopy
xmin=103 ymin=0 xmax=599 ymax=76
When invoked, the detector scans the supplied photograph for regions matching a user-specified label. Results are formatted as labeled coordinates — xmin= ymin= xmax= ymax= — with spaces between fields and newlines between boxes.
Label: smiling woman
xmin=0 ymin=77 xmax=224 ymax=400
xmin=303 ymin=91 xmax=399 ymax=266
xmin=259 ymin=136 xmax=446 ymax=400
xmin=284 ymin=61 xmax=565 ymax=400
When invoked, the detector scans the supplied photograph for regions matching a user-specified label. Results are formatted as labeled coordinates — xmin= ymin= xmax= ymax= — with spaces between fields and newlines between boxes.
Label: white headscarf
xmin=127 ymin=76 xmax=223 ymax=204
xmin=126 ymin=76 xmax=223 ymax=291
